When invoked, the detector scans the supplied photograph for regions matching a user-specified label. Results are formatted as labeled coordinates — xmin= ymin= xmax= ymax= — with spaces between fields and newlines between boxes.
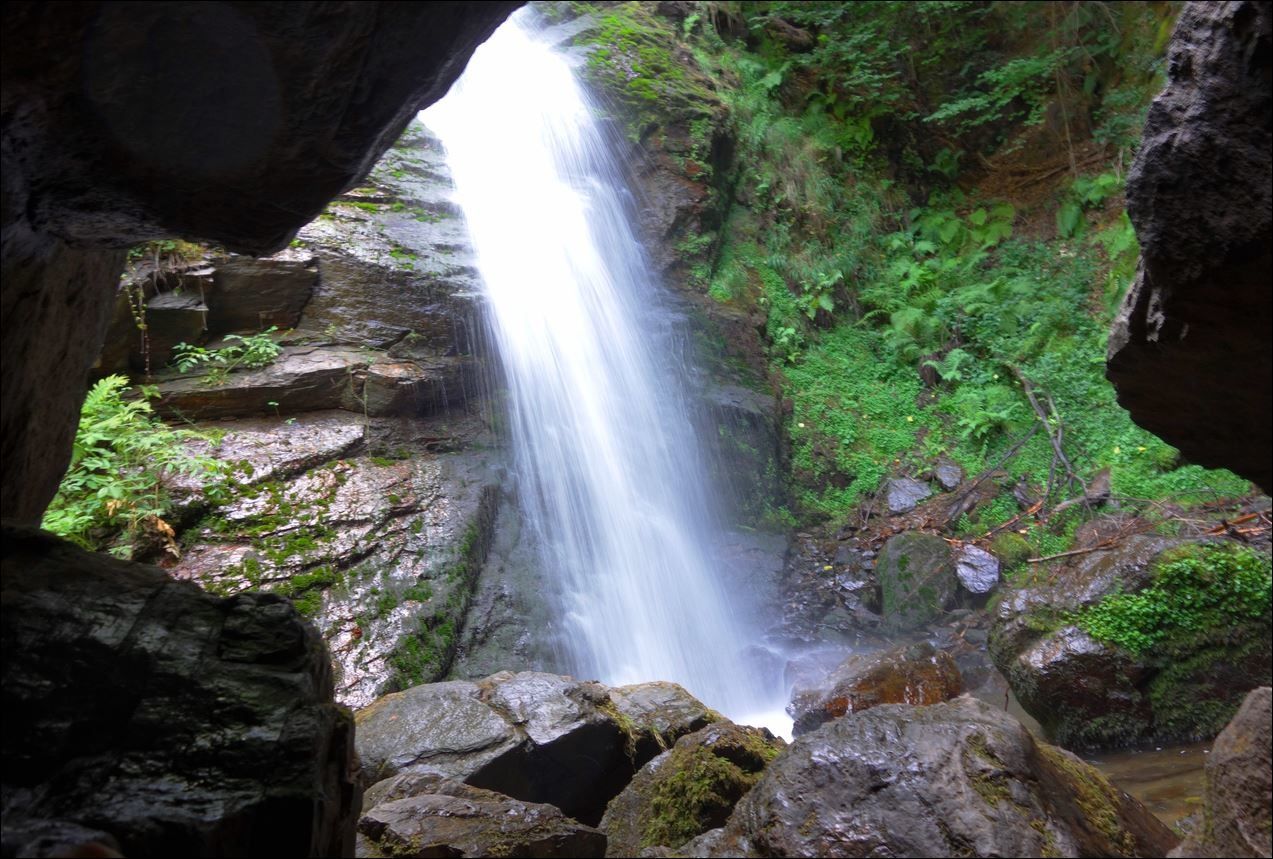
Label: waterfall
xmin=422 ymin=11 xmax=781 ymax=724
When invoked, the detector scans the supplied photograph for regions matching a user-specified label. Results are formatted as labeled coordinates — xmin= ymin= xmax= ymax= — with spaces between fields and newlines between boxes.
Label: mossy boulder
xmin=876 ymin=531 xmax=958 ymax=632
xmin=787 ymin=641 xmax=964 ymax=737
xmin=991 ymin=538 xmax=1272 ymax=749
xmin=356 ymin=672 xmax=720 ymax=826
xmin=694 ymin=696 xmax=1177 ymax=858
xmin=598 ymin=722 xmax=784 ymax=857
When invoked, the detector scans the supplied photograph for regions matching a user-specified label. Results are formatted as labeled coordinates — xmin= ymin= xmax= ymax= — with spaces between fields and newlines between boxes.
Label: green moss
xmin=576 ymin=2 xmax=719 ymax=142
xmin=964 ymin=733 xmax=1012 ymax=807
xmin=1075 ymin=544 xmax=1271 ymax=654
xmin=1037 ymin=743 xmax=1135 ymax=855
xmin=402 ymin=581 xmax=434 ymax=602
xmin=639 ymin=731 xmax=780 ymax=850
xmin=1146 ymin=629 xmax=1272 ymax=742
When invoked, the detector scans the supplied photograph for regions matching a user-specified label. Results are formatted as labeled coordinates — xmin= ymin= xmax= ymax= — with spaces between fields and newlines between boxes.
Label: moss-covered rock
xmin=876 ymin=531 xmax=958 ymax=632
xmin=599 ymin=722 xmax=783 ymax=856
xmin=991 ymin=538 xmax=1272 ymax=749
xmin=698 ymin=696 xmax=1178 ymax=858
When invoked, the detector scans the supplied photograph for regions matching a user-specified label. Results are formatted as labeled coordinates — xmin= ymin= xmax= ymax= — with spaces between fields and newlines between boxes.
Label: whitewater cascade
xmin=423 ymin=12 xmax=779 ymax=721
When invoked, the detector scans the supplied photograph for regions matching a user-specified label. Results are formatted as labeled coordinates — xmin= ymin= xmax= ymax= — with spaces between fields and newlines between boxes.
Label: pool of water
xmin=1089 ymin=741 xmax=1209 ymax=828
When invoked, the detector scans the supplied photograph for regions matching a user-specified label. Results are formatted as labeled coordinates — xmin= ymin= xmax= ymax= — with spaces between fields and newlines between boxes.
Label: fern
xmin=42 ymin=376 xmax=226 ymax=558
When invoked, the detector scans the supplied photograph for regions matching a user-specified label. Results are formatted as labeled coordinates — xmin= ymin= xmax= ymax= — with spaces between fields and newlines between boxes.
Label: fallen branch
xmin=1012 ymin=368 xmax=1087 ymax=501
xmin=945 ymin=424 xmax=1040 ymax=522
xmin=1028 ymin=543 xmax=1115 ymax=564
xmin=980 ymin=500 xmax=1044 ymax=541
xmin=1204 ymin=511 xmax=1266 ymax=534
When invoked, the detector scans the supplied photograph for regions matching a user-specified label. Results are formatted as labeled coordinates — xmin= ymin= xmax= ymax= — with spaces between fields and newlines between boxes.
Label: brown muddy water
xmin=1089 ymin=741 xmax=1209 ymax=828
xmin=971 ymin=670 xmax=1206 ymax=828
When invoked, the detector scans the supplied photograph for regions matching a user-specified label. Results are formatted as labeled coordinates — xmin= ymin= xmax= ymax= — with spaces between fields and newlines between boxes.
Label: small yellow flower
xmin=797 ymin=422 xmax=806 ymax=429
xmin=1137 ymin=446 xmax=1146 ymax=452
xmin=1113 ymin=445 xmax=1121 ymax=454
xmin=905 ymin=415 xmax=914 ymax=422
xmin=823 ymin=565 xmax=833 ymax=571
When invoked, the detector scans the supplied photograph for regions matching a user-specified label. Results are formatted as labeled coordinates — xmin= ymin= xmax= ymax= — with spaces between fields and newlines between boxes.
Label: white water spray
xmin=423 ymin=11 xmax=782 ymax=724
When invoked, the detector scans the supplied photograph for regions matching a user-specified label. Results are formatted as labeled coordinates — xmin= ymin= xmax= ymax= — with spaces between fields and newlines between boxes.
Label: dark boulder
xmin=355 ymin=672 xmax=717 ymax=826
xmin=1109 ymin=0 xmax=1272 ymax=493
xmin=1172 ymin=686 xmax=1273 ymax=858
xmin=876 ymin=531 xmax=957 ymax=631
xmin=990 ymin=537 xmax=1272 ymax=749
xmin=0 ymin=524 xmax=359 ymax=857
xmin=698 ymin=696 xmax=1178 ymax=858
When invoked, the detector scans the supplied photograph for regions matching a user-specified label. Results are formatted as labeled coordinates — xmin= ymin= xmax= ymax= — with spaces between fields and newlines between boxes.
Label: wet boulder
xmin=355 ymin=672 xmax=717 ymax=825
xmin=885 ymin=477 xmax=933 ymax=513
xmin=599 ymin=722 xmax=784 ymax=858
xmin=955 ymin=544 xmax=1001 ymax=595
xmin=358 ymin=773 xmax=606 ymax=859
xmin=990 ymin=537 xmax=1271 ymax=749
xmin=876 ymin=531 xmax=957 ymax=631
xmin=0 ymin=525 xmax=359 ymax=857
xmin=609 ymin=680 xmax=724 ymax=760
xmin=698 ymin=696 xmax=1178 ymax=858
xmin=1172 ymin=686 xmax=1272 ymax=858
xmin=787 ymin=641 xmax=964 ymax=736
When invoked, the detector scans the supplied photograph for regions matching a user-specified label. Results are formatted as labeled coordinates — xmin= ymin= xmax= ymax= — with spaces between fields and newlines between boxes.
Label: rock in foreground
xmin=1172 ymin=686 xmax=1273 ymax=858
xmin=600 ymin=722 xmax=784 ymax=857
xmin=355 ymin=672 xmax=719 ymax=825
xmin=358 ymin=773 xmax=606 ymax=859
xmin=693 ymin=695 xmax=1177 ymax=858
xmin=0 ymin=525 xmax=358 ymax=857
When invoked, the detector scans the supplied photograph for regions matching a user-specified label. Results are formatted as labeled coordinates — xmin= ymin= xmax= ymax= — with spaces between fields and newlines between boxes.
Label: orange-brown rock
xmin=787 ymin=641 xmax=964 ymax=736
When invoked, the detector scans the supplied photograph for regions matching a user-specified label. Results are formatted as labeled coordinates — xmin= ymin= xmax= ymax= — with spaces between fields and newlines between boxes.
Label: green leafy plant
xmin=172 ymin=327 xmax=282 ymax=385
xmin=1076 ymin=545 xmax=1272 ymax=654
xmin=42 ymin=375 xmax=226 ymax=558
xmin=1057 ymin=173 xmax=1122 ymax=238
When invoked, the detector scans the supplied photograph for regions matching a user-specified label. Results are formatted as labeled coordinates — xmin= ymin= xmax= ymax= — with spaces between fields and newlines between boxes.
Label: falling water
xmin=423 ymin=11 xmax=780 ymax=722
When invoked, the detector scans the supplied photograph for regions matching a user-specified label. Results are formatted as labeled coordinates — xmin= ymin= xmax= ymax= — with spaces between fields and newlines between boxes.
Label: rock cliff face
xmin=142 ymin=124 xmax=504 ymax=710
xmin=1 ymin=1 xmax=518 ymax=524
xmin=1109 ymin=0 xmax=1272 ymax=494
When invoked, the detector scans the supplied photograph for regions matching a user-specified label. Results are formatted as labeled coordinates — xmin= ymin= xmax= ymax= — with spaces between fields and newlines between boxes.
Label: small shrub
xmin=172 ymin=327 xmax=282 ymax=385
xmin=1076 ymin=544 xmax=1272 ymax=654
xmin=42 ymin=375 xmax=225 ymax=558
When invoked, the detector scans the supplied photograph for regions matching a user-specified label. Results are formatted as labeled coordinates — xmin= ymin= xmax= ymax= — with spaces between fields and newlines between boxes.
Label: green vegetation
xmin=125 ymin=238 xmax=206 ymax=265
xmin=172 ymin=327 xmax=282 ymax=385
xmin=42 ymin=375 xmax=225 ymax=558
xmin=640 ymin=730 xmax=781 ymax=850
xmin=574 ymin=0 xmax=1254 ymax=548
xmin=1076 ymin=544 xmax=1272 ymax=654
xmin=389 ymin=612 xmax=458 ymax=689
